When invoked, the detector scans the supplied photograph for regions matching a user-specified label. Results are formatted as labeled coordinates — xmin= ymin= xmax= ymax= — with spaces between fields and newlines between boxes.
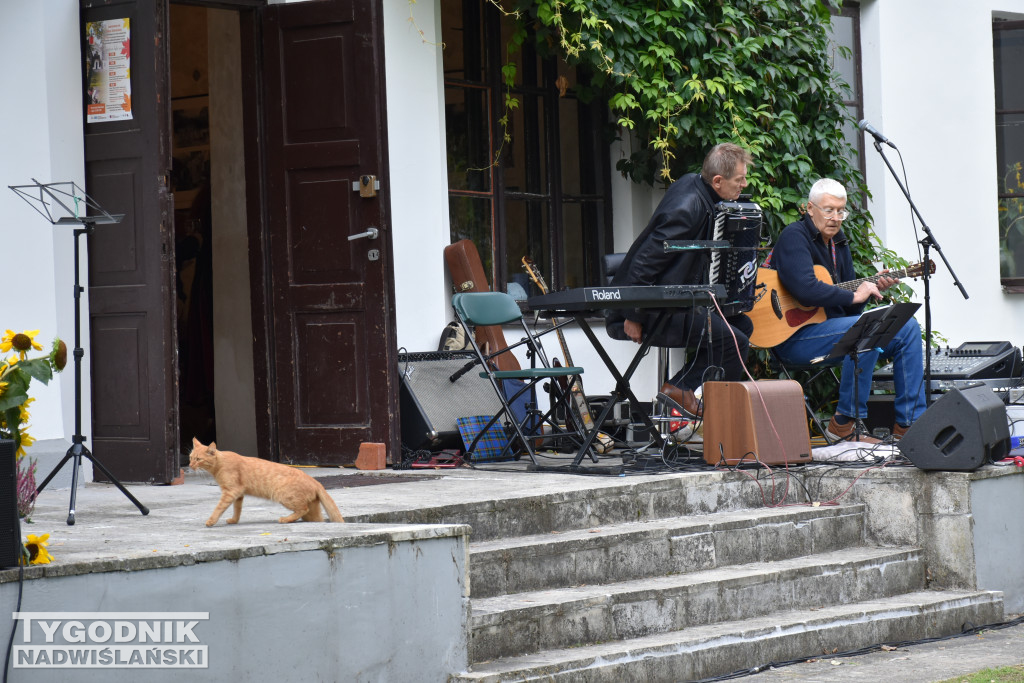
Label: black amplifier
xmin=873 ymin=341 xmax=1022 ymax=393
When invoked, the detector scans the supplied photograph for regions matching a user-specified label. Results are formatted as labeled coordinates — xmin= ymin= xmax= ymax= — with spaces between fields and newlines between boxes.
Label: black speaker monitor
xmin=898 ymin=385 xmax=1010 ymax=471
xmin=0 ymin=440 xmax=22 ymax=568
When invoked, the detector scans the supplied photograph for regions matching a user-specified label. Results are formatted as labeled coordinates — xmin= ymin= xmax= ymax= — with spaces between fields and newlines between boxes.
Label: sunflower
xmin=21 ymin=533 xmax=52 ymax=565
xmin=15 ymin=430 xmax=35 ymax=459
xmin=51 ymin=339 xmax=67 ymax=371
xmin=1 ymin=330 xmax=42 ymax=361
xmin=18 ymin=397 xmax=34 ymax=423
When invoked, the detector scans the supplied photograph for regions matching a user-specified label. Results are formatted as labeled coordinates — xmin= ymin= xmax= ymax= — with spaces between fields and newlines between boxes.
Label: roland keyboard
xmin=528 ymin=284 xmax=725 ymax=313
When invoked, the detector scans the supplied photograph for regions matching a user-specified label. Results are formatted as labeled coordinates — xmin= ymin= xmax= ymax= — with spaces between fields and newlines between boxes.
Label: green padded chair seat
xmin=484 ymin=367 xmax=584 ymax=380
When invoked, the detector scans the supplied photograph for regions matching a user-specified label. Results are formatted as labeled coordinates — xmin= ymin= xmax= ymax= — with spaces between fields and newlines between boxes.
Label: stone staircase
xmin=353 ymin=472 xmax=1004 ymax=681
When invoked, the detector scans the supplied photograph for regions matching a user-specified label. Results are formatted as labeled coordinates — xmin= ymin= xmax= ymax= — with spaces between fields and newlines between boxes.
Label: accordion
xmin=708 ymin=199 xmax=763 ymax=317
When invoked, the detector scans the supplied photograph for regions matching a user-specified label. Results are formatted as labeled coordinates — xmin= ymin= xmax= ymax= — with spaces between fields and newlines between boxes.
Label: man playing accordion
xmin=605 ymin=143 xmax=756 ymax=418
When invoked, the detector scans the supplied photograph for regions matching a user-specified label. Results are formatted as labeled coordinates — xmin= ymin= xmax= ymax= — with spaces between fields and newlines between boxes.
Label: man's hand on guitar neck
xmin=851 ymin=270 xmax=899 ymax=305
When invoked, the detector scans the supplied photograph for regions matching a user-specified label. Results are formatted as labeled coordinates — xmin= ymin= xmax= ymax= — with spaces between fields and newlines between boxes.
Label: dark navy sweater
xmin=771 ymin=213 xmax=863 ymax=320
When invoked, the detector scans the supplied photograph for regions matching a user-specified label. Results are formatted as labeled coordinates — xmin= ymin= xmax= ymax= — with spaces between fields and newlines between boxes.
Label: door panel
xmin=82 ymin=0 xmax=177 ymax=483
xmin=262 ymin=0 xmax=396 ymax=464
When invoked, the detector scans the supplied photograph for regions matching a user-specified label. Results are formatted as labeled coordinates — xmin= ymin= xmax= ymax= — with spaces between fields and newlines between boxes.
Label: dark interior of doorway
xmin=170 ymin=4 xmax=217 ymax=454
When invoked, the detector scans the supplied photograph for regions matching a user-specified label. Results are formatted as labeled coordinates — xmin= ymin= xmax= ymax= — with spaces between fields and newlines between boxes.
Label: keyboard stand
xmin=566 ymin=310 xmax=671 ymax=466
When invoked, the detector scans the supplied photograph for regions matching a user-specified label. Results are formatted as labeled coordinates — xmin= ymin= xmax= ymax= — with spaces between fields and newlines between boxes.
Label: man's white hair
xmin=808 ymin=178 xmax=847 ymax=204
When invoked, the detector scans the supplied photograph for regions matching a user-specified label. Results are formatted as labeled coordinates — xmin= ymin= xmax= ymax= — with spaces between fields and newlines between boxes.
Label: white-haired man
xmin=768 ymin=178 xmax=926 ymax=442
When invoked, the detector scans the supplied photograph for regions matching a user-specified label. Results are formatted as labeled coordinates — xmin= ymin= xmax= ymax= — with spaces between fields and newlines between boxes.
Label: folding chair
xmin=451 ymin=291 xmax=592 ymax=465
xmin=767 ymin=347 xmax=840 ymax=444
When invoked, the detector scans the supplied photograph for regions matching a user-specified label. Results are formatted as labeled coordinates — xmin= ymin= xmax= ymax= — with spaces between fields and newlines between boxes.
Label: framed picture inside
xmin=171 ymin=95 xmax=210 ymax=210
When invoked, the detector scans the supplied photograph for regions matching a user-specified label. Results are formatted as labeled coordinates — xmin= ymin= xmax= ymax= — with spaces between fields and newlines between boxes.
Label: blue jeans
xmin=774 ymin=315 xmax=927 ymax=426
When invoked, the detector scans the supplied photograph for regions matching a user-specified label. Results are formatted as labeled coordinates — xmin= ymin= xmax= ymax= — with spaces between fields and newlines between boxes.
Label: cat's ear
xmin=209 ymin=442 xmax=217 ymax=452
xmin=192 ymin=436 xmax=202 ymax=448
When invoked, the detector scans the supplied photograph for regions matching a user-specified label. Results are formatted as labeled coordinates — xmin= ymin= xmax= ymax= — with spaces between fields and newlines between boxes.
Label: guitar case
xmin=443 ymin=240 xmax=521 ymax=372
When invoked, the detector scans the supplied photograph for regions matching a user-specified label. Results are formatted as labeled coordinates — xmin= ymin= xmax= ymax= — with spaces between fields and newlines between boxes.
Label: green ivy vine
xmin=496 ymin=0 xmax=907 ymax=284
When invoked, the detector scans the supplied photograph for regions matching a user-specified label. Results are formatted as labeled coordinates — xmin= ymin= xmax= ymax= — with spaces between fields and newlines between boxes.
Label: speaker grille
xmin=0 ymin=440 xmax=21 ymax=568
xmin=398 ymin=352 xmax=504 ymax=449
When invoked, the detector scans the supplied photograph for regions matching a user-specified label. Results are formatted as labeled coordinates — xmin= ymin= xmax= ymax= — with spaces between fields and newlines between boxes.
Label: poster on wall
xmin=84 ymin=18 xmax=132 ymax=123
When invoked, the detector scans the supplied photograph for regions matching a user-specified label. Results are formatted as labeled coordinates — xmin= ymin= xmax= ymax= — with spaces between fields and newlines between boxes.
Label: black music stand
xmin=812 ymin=302 xmax=921 ymax=441
xmin=9 ymin=180 xmax=149 ymax=525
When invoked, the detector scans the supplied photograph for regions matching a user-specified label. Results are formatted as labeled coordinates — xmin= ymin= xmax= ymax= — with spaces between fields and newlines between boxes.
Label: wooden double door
xmin=82 ymin=0 xmax=397 ymax=482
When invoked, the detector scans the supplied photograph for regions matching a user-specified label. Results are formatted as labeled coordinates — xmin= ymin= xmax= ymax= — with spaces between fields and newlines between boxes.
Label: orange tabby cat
xmin=188 ymin=437 xmax=345 ymax=526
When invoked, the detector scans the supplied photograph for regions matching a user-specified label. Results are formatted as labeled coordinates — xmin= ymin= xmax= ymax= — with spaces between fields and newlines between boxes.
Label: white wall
xmin=861 ymin=0 xmax=1024 ymax=347
xmin=382 ymin=0 xmax=453 ymax=353
xmin=0 ymin=2 xmax=82 ymax=456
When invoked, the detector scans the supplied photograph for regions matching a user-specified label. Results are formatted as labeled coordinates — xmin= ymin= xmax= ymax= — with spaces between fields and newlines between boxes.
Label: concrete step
xmin=470 ymin=504 xmax=866 ymax=598
xmin=469 ymin=546 xmax=924 ymax=663
xmin=454 ymin=589 xmax=1004 ymax=682
xmin=351 ymin=473 xmax=772 ymax=541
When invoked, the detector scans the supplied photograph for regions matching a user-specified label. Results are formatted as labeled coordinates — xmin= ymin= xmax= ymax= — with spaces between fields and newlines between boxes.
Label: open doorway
xmin=169 ymin=3 xmax=258 ymax=461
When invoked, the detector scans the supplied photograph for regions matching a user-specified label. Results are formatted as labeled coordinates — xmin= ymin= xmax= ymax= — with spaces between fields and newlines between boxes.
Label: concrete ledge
xmin=1 ymin=523 xmax=470 ymax=583
xmin=2 ymin=532 xmax=470 ymax=682
xmin=807 ymin=464 xmax=1024 ymax=610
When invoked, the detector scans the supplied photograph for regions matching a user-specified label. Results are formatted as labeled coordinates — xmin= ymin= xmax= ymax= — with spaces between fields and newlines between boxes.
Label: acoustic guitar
xmin=522 ymin=257 xmax=614 ymax=454
xmin=748 ymin=260 xmax=934 ymax=348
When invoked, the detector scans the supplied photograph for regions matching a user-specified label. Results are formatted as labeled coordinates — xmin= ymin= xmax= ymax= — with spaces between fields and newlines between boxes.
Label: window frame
xmin=993 ymin=18 xmax=1024 ymax=291
xmin=442 ymin=1 xmax=612 ymax=294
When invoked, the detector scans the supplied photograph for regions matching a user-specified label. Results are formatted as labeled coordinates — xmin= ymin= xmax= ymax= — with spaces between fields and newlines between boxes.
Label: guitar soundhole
xmin=771 ymin=291 xmax=782 ymax=320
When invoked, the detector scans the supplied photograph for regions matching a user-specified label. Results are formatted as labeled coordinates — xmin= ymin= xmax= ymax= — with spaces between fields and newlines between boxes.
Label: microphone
xmin=858 ymin=119 xmax=896 ymax=148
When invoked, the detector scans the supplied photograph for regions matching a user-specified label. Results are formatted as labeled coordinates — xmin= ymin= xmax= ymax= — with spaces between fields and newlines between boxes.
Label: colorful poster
xmin=85 ymin=18 xmax=132 ymax=123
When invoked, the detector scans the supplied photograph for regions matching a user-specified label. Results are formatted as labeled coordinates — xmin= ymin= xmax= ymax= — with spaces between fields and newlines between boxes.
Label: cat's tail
xmin=317 ymin=487 xmax=345 ymax=523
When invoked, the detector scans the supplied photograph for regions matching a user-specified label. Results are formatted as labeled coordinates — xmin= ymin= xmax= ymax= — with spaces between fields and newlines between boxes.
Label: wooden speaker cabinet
xmin=702 ymin=380 xmax=812 ymax=466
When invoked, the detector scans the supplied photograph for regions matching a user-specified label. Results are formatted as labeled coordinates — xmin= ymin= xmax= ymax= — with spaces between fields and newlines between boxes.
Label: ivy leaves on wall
xmin=501 ymin=0 xmax=899 ymax=280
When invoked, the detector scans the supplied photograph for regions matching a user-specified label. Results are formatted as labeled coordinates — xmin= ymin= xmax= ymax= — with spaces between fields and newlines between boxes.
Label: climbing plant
xmin=495 ymin=0 xmax=903 ymax=282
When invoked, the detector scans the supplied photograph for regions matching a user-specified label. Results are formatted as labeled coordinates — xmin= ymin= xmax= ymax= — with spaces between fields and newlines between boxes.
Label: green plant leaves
xmin=504 ymin=0 xmax=878 ymax=274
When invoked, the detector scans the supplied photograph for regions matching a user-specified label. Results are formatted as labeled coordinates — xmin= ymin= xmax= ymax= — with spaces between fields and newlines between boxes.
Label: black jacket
xmin=606 ymin=173 xmax=718 ymax=343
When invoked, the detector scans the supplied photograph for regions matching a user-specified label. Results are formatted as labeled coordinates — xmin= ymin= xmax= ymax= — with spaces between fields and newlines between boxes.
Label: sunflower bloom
xmin=7 ymin=330 xmax=42 ymax=361
xmin=0 ymin=331 xmax=14 ymax=354
xmin=18 ymin=397 xmax=34 ymax=423
xmin=21 ymin=534 xmax=52 ymax=565
xmin=15 ymin=430 xmax=35 ymax=459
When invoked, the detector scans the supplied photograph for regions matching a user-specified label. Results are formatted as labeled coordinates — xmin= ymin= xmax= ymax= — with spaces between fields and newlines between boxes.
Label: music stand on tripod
xmin=9 ymin=179 xmax=149 ymax=525
xmin=812 ymin=302 xmax=921 ymax=441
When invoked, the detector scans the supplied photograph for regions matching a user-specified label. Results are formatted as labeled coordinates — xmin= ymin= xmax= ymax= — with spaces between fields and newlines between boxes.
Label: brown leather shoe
xmin=826 ymin=415 xmax=880 ymax=444
xmin=659 ymin=382 xmax=702 ymax=418
xmin=891 ymin=423 xmax=910 ymax=440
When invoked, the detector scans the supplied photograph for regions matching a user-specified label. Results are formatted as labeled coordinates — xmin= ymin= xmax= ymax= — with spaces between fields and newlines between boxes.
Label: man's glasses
xmin=809 ymin=202 xmax=851 ymax=221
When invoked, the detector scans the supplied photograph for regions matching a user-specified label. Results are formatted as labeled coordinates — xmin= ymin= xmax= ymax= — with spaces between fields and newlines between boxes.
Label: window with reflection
xmin=828 ymin=3 xmax=865 ymax=179
xmin=994 ymin=19 xmax=1024 ymax=289
xmin=441 ymin=1 xmax=611 ymax=296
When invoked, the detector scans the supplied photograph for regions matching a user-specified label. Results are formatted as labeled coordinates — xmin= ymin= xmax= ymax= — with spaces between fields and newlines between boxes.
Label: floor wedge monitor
xmin=703 ymin=380 xmax=812 ymax=466
xmin=898 ymin=385 xmax=1010 ymax=471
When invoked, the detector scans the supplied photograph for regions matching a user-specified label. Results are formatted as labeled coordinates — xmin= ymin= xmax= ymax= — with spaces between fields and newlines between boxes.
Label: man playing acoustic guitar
xmin=768 ymin=178 xmax=926 ymax=442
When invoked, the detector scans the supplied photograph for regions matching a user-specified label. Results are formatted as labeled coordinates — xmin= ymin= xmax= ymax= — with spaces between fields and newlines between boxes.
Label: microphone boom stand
xmin=9 ymin=180 xmax=149 ymax=525
xmin=868 ymin=140 xmax=969 ymax=404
